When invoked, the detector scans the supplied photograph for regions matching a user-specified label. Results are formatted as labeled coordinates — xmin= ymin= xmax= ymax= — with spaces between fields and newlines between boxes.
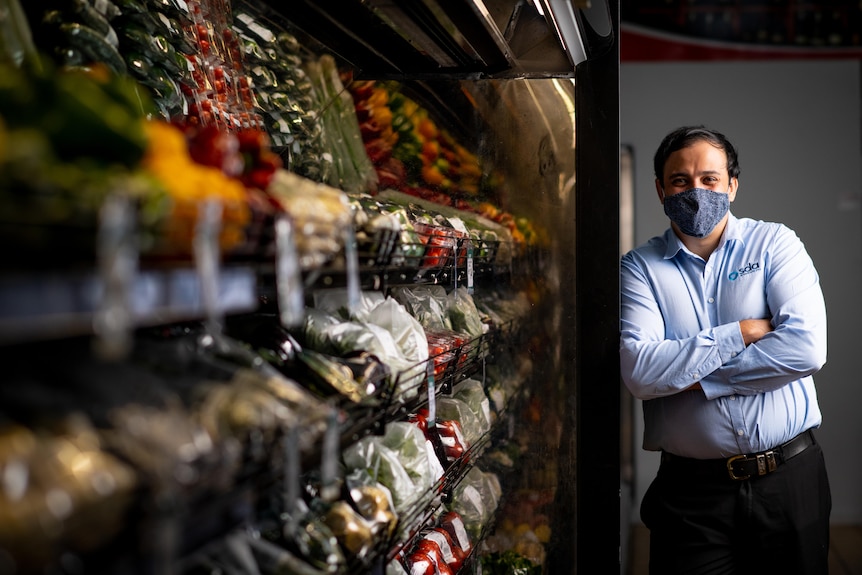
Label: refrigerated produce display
xmin=0 ymin=0 xmax=619 ymax=573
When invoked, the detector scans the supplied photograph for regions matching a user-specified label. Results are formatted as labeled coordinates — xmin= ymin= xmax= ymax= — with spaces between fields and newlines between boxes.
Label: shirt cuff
xmin=700 ymin=322 xmax=747 ymax=399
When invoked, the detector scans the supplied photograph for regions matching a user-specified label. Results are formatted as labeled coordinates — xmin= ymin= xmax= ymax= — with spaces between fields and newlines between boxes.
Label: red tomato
xmin=423 ymin=529 xmax=462 ymax=570
xmin=439 ymin=512 xmax=472 ymax=557
xmin=415 ymin=540 xmax=453 ymax=575
xmin=405 ymin=552 xmax=435 ymax=575
xmin=408 ymin=409 xmax=429 ymax=434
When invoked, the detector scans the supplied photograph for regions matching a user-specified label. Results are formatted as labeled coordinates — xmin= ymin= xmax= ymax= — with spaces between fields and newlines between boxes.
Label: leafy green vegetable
xmin=480 ymin=550 xmax=542 ymax=575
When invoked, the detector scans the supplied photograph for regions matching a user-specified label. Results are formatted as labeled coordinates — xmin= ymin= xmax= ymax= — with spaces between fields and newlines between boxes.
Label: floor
xmin=627 ymin=524 xmax=862 ymax=574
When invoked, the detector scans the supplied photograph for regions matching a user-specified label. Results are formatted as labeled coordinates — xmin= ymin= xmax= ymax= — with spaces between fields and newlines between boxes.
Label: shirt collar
xmin=662 ymin=212 xmax=741 ymax=260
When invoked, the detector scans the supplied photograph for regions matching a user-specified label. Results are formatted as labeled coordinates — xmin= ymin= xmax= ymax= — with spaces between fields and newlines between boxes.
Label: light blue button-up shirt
xmin=620 ymin=214 xmax=827 ymax=459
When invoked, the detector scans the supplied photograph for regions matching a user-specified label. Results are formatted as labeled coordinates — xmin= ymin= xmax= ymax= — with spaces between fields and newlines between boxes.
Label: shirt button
xmin=737 ymin=429 xmax=745 ymax=436
xmin=730 ymin=396 xmax=736 ymax=401
xmin=708 ymin=297 xmax=715 ymax=303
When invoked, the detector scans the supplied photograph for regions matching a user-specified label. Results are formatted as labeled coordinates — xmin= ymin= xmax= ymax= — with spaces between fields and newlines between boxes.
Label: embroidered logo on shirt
xmin=728 ymin=261 xmax=761 ymax=281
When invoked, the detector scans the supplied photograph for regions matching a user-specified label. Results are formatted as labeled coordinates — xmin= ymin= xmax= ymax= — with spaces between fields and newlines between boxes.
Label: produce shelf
xmin=0 ymin=265 xmax=257 ymax=345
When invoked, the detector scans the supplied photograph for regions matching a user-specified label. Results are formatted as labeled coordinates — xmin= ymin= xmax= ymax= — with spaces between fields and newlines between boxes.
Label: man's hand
xmin=685 ymin=319 xmax=773 ymax=394
xmin=739 ymin=318 xmax=773 ymax=346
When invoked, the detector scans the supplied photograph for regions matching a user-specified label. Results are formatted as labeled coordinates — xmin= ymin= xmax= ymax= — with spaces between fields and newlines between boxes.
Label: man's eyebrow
xmin=668 ymin=169 xmax=724 ymax=178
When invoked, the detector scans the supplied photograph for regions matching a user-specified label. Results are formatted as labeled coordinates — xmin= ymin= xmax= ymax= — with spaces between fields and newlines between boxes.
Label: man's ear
xmin=655 ymin=179 xmax=665 ymax=204
xmin=728 ymin=177 xmax=739 ymax=202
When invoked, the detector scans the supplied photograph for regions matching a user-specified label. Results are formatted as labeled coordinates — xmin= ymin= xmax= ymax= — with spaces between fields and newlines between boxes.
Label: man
xmin=620 ymin=126 xmax=831 ymax=574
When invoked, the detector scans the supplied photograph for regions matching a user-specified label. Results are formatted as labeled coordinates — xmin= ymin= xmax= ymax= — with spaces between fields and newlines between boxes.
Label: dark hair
xmin=653 ymin=126 xmax=740 ymax=183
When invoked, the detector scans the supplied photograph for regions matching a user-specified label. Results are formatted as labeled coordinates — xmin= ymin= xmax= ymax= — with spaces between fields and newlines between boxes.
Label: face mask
xmin=663 ymin=187 xmax=730 ymax=238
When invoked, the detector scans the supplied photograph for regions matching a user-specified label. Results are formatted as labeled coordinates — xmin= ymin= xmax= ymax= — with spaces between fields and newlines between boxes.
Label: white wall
xmin=620 ymin=59 xmax=862 ymax=524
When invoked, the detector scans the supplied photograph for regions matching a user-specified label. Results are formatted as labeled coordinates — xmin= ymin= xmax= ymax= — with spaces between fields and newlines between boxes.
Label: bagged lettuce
xmin=392 ymin=285 xmax=452 ymax=331
xmin=447 ymin=287 xmax=485 ymax=339
xmin=342 ymin=437 xmax=416 ymax=511
xmin=452 ymin=378 xmax=493 ymax=436
xmin=366 ymin=297 xmax=429 ymax=366
xmin=450 ymin=467 xmax=501 ymax=538
xmin=435 ymin=397 xmax=483 ymax=447
xmin=381 ymin=421 xmax=443 ymax=500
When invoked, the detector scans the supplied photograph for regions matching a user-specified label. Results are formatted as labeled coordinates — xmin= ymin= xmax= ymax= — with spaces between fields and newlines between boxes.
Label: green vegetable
xmin=57 ymin=22 xmax=126 ymax=74
xmin=0 ymin=61 xmax=150 ymax=167
xmin=67 ymin=0 xmax=119 ymax=47
xmin=480 ymin=550 xmax=542 ymax=575
xmin=124 ymin=50 xmax=154 ymax=80
xmin=305 ymin=54 xmax=378 ymax=193
xmin=119 ymin=26 xmax=179 ymax=73
xmin=88 ymin=0 xmax=122 ymax=20
xmin=109 ymin=0 xmax=147 ymax=16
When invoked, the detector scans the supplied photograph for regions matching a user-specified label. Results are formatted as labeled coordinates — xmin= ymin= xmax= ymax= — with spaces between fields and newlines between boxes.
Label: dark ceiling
xmin=621 ymin=1 xmax=862 ymax=48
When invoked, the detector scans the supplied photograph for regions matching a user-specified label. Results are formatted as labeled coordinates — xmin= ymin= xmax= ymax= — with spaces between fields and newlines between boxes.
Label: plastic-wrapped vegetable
xmin=425 ymin=330 xmax=469 ymax=380
xmin=391 ymin=285 xmax=452 ymax=331
xmin=23 ymin=1 xmax=128 ymax=75
xmin=342 ymin=436 xmax=417 ymax=511
xmin=387 ymin=558 xmax=410 ymax=575
xmin=107 ymin=0 xmax=196 ymax=118
xmin=408 ymin=409 xmax=468 ymax=470
xmin=232 ymin=1 xmax=328 ymax=180
xmin=305 ymin=54 xmax=378 ymax=194
xmin=240 ymin=497 xmax=342 ymax=573
xmin=381 ymin=421 xmax=443 ymax=498
xmin=413 ymin=539 xmax=453 ymax=575
xmin=320 ymin=500 xmax=375 ymax=559
xmin=405 ymin=551 xmax=436 ymax=575
xmin=194 ymin=367 xmax=332 ymax=455
xmin=313 ymin=289 xmax=385 ymax=321
xmin=347 ymin=193 xmax=427 ymax=266
xmin=365 ymin=297 xmax=429 ymax=366
xmin=447 ymin=286 xmax=486 ymax=339
xmin=263 ymin=168 xmax=353 ymax=269
xmin=438 ymin=511 xmax=472 ymax=562
xmin=435 ymin=397 xmax=483 ymax=447
xmin=449 ymin=467 xmax=500 ymax=538
xmin=349 ymin=192 xmax=429 ymax=265
xmin=348 ymin=482 xmax=397 ymax=539
xmin=452 ymin=378 xmax=493 ymax=433
xmin=303 ymin=312 xmax=406 ymax=372
xmin=308 ymin=294 xmax=428 ymax=400
xmin=0 ymin=419 xmax=138 ymax=571
xmin=420 ymin=528 xmax=463 ymax=572
xmin=433 ymin=418 xmax=468 ymax=468
xmin=225 ymin=314 xmax=374 ymax=403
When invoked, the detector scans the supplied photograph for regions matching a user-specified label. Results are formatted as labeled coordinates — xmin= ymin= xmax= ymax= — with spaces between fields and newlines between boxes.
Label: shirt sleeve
xmin=619 ymin=252 xmax=747 ymax=400
xmin=700 ymin=225 xmax=827 ymax=399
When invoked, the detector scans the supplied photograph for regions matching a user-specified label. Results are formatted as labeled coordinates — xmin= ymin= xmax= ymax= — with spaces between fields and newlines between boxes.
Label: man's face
xmin=655 ymin=140 xmax=738 ymax=202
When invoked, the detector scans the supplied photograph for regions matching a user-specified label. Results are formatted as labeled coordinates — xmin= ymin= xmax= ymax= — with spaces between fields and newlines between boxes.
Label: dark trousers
xmin=641 ymin=439 xmax=831 ymax=575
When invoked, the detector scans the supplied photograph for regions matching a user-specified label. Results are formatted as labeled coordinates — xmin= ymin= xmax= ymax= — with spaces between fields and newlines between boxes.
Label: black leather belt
xmin=661 ymin=429 xmax=816 ymax=481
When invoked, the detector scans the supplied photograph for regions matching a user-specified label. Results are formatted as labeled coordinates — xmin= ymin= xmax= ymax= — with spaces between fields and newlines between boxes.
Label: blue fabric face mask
xmin=663 ymin=187 xmax=730 ymax=238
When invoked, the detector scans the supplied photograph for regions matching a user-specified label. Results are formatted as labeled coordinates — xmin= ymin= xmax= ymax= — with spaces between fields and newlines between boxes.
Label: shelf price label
xmin=94 ymin=193 xmax=137 ymax=360
xmin=467 ymin=240 xmax=475 ymax=294
xmin=426 ymin=360 xmax=437 ymax=424
xmin=344 ymin=224 xmax=361 ymax=317
xmin=275 ymin=216 xmax=304 ymax=328
xmin=319 ymin=405 xmax=341 ymax=502
xmin=194 ymin=199 xmax=223 ymax=333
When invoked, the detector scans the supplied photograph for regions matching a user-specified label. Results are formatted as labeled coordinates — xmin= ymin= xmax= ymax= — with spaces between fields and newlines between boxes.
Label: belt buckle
xmin=726 ymin=454 xmax=751 ymax=480
xmin=727 ymin=451 xmax=778 ymax=480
